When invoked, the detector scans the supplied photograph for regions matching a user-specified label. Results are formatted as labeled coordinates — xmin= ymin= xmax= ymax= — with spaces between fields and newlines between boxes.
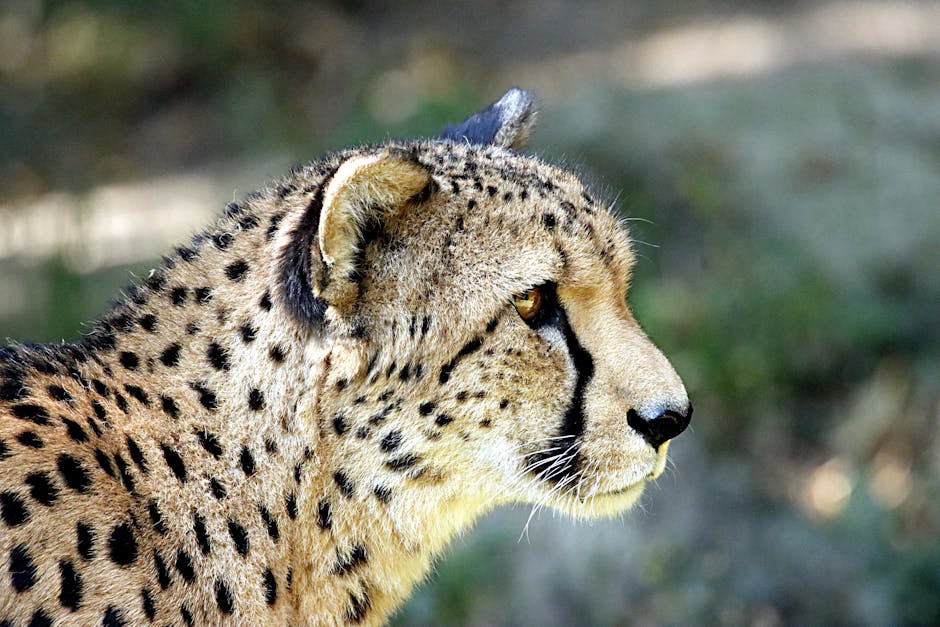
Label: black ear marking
xmin=439 ymin=88 xmax=538 ymax=149
xmin=276 ymin=171 xmax=336 ymax=331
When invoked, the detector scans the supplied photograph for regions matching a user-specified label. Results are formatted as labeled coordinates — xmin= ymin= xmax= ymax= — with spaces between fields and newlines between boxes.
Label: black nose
xmin=627 ymin=405 xmax=692 ymax=449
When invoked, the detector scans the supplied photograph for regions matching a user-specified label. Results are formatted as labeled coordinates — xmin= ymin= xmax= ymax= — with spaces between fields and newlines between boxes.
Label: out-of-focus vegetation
xmin=2 ymin=1 xmax=938 ymax=625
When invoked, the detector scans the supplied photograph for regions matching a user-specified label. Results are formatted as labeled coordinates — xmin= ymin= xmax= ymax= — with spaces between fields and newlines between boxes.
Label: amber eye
xmin=513 ymin=286 xmax=544 ymax=322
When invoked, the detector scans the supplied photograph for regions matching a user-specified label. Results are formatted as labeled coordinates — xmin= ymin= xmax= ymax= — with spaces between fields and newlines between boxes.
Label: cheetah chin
xmin=1 ymin=88 xmax=690 ymax=626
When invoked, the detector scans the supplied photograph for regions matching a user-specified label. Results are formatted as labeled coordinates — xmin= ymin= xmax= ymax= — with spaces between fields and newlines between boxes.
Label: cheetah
xmin=0 ymin=88 xmax=691 ymax=626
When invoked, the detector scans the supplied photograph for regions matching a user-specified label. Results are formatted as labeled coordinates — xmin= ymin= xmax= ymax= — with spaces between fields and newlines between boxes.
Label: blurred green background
xmin=1 ymin=1 xmax=938 ymax=625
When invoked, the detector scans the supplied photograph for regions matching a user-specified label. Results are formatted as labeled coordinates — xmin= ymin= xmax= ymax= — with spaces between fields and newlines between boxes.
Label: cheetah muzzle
xmin=0 ymin=88 xmax=691 ymax=626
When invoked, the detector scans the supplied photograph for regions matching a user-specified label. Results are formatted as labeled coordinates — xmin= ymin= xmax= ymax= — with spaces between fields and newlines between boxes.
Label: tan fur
xmin=0 ymin=131 xmax=688 ymax=625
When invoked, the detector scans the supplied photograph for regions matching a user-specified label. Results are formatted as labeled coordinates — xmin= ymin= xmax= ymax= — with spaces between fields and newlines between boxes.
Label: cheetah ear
xmin=318 ymin=151 xmax=431 ymax=282
xmin=439 ymin=87 xmax=538 ymax=149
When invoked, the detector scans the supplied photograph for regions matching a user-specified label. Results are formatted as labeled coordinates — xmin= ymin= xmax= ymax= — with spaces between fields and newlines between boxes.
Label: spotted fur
xmin=0 ymin=89 xmax=690 ymax=625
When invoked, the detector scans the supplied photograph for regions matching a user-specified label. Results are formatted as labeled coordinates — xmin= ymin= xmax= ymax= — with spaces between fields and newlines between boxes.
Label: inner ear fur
xmin=318 ymin=150 xmax=431 ymax=289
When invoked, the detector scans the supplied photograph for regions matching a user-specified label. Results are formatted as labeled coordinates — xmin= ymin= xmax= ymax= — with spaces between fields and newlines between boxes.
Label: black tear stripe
xmin=276 ymin=169 xmax=337 ymax=331
xmin=526 ymin=283 xmax=595 ymax=483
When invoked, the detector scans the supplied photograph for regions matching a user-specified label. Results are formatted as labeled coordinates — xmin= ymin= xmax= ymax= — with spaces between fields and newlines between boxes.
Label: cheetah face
xmin=298 ymin=141 xmax=690 ymax=523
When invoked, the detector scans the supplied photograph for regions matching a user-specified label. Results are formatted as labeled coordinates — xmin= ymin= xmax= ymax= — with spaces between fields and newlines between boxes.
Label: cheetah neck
xmin=63 ymin=187 xmax=492 ymax=624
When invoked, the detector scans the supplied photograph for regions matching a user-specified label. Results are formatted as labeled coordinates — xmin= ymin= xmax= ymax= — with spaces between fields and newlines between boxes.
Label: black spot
xmin=486 ymin=185 xmax=497 ymax=196
xmin=145 ymin=270 xmax=167 ymax=292
xmin=161 ymin=395 xmax=180 ymax=419
xmin=180 ymin=605 xmax=194 ymax=627
xmin=248 ymin=388 xmax=264 ymax=411
xmin=11 ymin=403 xmax=50 ymax=425
xmin=114 ymin=392 xmax=129 ymax=413
xmin=111 ymin=313 xmax=135 ymax=332
xmin=194 ymin=287 xmax=212 ymax=303
xmin=62 ymin=418 xmax=88 ymax=443
xmin=141 ymin=587 xmax=156 ymax=620
xmin=216 ymin=579 xmax=234 ymax=614
xmin=9 ymin=544 xmax=36 ymax=591
xmin=380 ymin=431 xmax=402 ymax=453
xmin=264 ymin=438 xmax=278 ymax=454
xmin=77 ymin=522 xmax=95 ymax=560
xmin=0 ymin=371 xmax=27 ymax=402
xmin=154 ymin=549 xmax=171 ymax=589
xmin=0 ymin=438 xmax=8 ymax=460
xmin=190 ymin=382 xmax=218 ymax=410
xmin=92 ymin=400 xmax=107 ymax=421
xmin=385 ymin=454 xmax=420 ymax=472
xmin=57 ymin=454 xmax=91 ymax=493
xmin=238 ymin=213 xmax=259 ymax=230
xmin=119 ymin=351 xmax=139 ymax=370
xmin=225 ymin=259 xmax=249 ymax=282
xmin=286 ymin=493 xmax=298 ymax=519
xmin=16 ymin=431 xmax=43 ymax=448
xmin=435 ymin=414 xmax=454 ymax=427
xmin=542 ymin=212 xmax=557 ymax=229
xmin=83 ymin=328 xmax=116 ymax=352
xmin=86 ymin=415 xmax=103 ymax=436
xmin=27 ymin=609 xmax=52 ymax=627
xmin=259 ymin=290 xmax=272 ymax=311
xmin=456 ymin=390 xmax=468 ymax=401
xmin=1 ymin=492 xmax=29 ymax=527
xmin=334 ymin=471 xmax=355 ymax=498
xmin=267 ymin=213 xmax=285 ymax=240
xmin=346 ymin=586 xmax=371 ymax=623
xmin=210 ymin=477 xmax=227 ymax=500
xmin=373 ymin=485 xmax=393 ymax=503
xmin=159 ymin=343 xmax=181 ymax=367
xmin=240 ymin=323 xmax=257 ymax=343
xmin=91 ymin=379 xmax=109 ymax=396
xmin=25 ymin=471 xmax=59 ymax=505
xmin=58 ymin=559 xmax=83 ymax=610
xmin=175 ymin=550 xmax=196 ymax=583
xmin=268 ymin=345 xmax=286 ymax=363
xmin=114 ymin=454 xmax=135 ymax=493
xmin=228 ymin=519 xmax=250 ymax=557
xmin=161 ymin=444 xmax=187 ymax=482
xmin=333 ymin=543 xmax=368 ymax=576
xmin=186 ymin=322 xmax=200 ymax=335
xmin=499 ymin=398 xmax=510 ymax=409
xmin=177 ymin=247 xmax=197 ymax=262
xmin=124 ymin=384 xmax=150 ymax=406
xmin=317 ymin=499 xmax=332 ymax=529
xmin=197 ymin=429 xmax=223 ymax=458
xmin=102 ymin=606 xmax=126 ymax=627
xmin=260 ymin=506 xmax=280 ymax=540
xmin=47 ymin=384 xmax=72 ymax=403
xmin=263 ymin=568 xmax=277 ymax=605
xmin=332 ymin=413 xmax=348 ymax=436
xmin=193 ymin=512 xmax=211 ymax=555
xmin=240 ymin=446 xmax=255 ymax=476
xmin=206 ymin=342 xmax=230 ymax=370
xmin=486 ymin=318 xmax=499 ymax=333
xmin=212 ymin=232 xmax=233 ymax=251
xmin=126 ymin=437 xmax=148 ymax=473
xmin=108 ymin=522 xmax=138 ymax=566
xmin=139 ymin=314 xmax=158 ymax=332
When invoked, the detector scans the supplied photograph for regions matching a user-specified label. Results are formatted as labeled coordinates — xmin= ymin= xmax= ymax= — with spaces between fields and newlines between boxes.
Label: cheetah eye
xmin=512 ymin=285 xmax=545 ymax=323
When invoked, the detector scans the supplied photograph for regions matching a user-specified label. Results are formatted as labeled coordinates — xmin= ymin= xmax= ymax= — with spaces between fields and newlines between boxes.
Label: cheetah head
xmin=279 ymin=89 xmax=691 ymax=527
